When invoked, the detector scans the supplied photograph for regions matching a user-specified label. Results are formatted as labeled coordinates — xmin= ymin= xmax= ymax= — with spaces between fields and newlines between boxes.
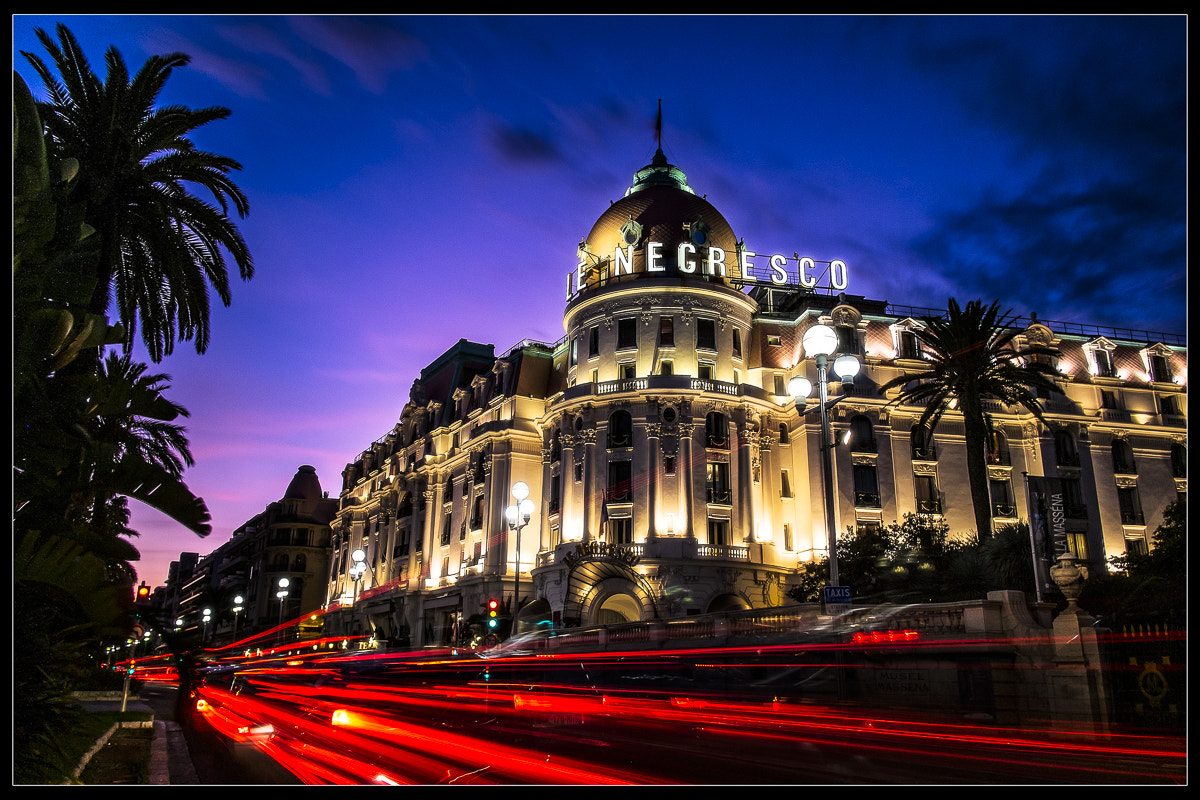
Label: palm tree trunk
xmin=963 ymin=409 xmax=993 ymax=538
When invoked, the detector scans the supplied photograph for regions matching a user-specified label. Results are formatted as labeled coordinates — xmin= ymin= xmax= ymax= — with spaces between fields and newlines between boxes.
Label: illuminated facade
xmin=322 ymin=148 xmax=1186 ymax=648
xmin=172 ymin=465 xmax=337 ymax=643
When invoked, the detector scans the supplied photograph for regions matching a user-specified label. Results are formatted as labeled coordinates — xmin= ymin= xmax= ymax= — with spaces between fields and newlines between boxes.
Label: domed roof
xmin=575 ymin=148 xmax=741 ymax=294
xmin=283 ymin=464 xmax=323 ymax=501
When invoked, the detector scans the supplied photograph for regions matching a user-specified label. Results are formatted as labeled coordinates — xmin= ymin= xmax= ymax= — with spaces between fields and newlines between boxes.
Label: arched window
xmin=1111 ymin=440 xmax=1136 ymax=474
xmin=293 ymin=553 xmax=307 ymax=571
xmin=705 ymin=412 xmax=729 ymax=449
xmin=608 ymin=410 xmax=633 ymax=448
xmin=911 ymin=426 xmax=935 ymax=460
xmin=1054 ymin=430 xmax=1079 ymax=467
xmin=778 ymin=422 xmax=790 ymax=446
xmin=987 ymin=430 xmax=1010 ymax=465
xmin=850 ymin=415 xmax=876 ymax=453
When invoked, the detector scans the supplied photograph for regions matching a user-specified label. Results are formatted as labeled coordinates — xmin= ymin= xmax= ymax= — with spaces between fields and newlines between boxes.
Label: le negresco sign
xmin=567 ymin=238 xmax=848 ymax=299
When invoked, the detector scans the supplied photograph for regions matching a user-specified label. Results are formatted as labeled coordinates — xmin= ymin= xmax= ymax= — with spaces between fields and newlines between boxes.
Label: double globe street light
xmin=505 ymin=481 xmax=535 ymax=635
xmin=350 ymin=548 xmax=368 ymax=602
xmin=788 ymin=323 xmax=860 ymax=589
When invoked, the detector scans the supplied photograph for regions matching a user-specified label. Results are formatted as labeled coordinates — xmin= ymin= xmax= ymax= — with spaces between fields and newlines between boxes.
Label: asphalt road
xmin=139 ymin=683 xmax=300 ymax=784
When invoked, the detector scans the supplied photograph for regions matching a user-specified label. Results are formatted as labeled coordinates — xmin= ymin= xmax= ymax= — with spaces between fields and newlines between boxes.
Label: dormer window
xmin=1084 ymin=338 xmax=1117 ymax=378
xmin=891 ymin=319 xmax=925 ymax=360
xmin=836 ymin=324 xmax=861 ymax=356
xmin=1141 ymin=344 xmax=1175 ymax=383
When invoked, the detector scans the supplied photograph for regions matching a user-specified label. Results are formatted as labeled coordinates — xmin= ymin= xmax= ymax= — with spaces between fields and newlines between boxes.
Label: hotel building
xmin=321 ymin=147 xmax=1186 ymax=648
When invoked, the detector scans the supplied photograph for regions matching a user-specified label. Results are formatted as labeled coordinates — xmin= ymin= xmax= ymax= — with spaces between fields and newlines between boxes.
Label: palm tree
xmin=21 ymin=22 xmax=253 ymax=363
xmin=879 ymin=299 xmax=1063 ymax=537
xmin=68 ymin=351 xmax=209 ymax=544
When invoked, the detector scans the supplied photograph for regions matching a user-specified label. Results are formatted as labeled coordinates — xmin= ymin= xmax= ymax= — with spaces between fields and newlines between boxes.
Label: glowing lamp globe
xmin=802 ymin=324 xmax=838 ymax=358
xmin=787 ymin=375 xmax=813 ymax=400
xmin=834 ymin=354 xmax=861 ymax=385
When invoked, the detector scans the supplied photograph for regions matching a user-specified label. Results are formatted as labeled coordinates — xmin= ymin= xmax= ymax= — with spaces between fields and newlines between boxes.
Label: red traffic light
xmin=136 ymin=583 xmax=150 ymax=600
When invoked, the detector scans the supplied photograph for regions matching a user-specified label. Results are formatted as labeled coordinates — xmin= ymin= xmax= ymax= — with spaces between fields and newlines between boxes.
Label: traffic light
xmin=135 ymin=583 xmax=150 ymax=603
xmin=487 ymin=597 xmax=501 ymax=629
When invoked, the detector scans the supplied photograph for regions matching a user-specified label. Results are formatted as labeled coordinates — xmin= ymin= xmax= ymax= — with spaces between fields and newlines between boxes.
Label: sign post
xmin=823 ymin=585 xmax=852 ymax=614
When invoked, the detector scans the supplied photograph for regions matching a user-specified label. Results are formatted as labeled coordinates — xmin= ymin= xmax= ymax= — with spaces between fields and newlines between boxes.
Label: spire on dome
xmin=626 ymin=101 xmax=694 ymax=196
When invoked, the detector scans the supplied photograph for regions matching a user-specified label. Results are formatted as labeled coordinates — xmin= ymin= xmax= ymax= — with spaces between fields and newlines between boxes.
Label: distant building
xmin=320 ymin=147 xmax=1186 ymax=649
xmin=169 ymin=465 xmax=337 ymax=645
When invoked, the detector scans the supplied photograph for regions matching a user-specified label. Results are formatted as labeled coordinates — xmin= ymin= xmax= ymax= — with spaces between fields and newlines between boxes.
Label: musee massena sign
xmin=567 ymin=239 xmax=849 ymax=300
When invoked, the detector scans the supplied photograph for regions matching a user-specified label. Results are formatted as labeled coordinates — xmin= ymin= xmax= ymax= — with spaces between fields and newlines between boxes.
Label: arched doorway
xmin=706 ymin=593 xmax=751 ymax=613
xmin=592 ymin=586 xmax=643 ymax=626
xmin=561 ymin=544 xmax=657 ymax=628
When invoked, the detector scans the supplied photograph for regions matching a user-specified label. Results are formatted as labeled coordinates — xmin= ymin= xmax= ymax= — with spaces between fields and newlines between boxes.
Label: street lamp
xmin=350 ymin=548 xmax=367 ymax=603
xmin=202 ymin=607 xmax=212 ymax=642
xmin=232 ymin=595 xmax=244 ymax=640
xmin=789 ymin=323 xmax=861 ymax=588
xmin=276 ymin=578 xmax=290 ymax=626
xmin=505 ymin=480 xmax=535 ymax=635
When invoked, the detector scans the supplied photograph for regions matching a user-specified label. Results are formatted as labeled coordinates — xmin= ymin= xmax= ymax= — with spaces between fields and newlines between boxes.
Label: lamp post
xmin=789 ymin=324 xmax=860 ymax=588
xmin=276 ymin=578 xmax=290 ymax=626
xmin=350 ymin=549 xmax=367 ymax=603
xmin=505 ymin=481 xmax=535 ymax=636
xmin=232 ymin=595 xmax=244 ymax=640
xmin=202 ymin=607 xmax=212 ymax=643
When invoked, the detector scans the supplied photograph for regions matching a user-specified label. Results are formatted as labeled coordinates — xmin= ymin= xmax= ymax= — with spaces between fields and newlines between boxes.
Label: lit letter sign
xmin=614 ymin=245 xmax=634 ymax=276
xmin=706 ymin=246 xmax=727 ymax=277
xmin=798 ymin=257 xmax=817 ymax=288
xmin=678 ymin=242 xmax=697 ymax=273
xmin=769 ymin=254 xmax=788 ymax=285
xmin=740 ymin=246 xmax=758 ymax=283
xmin=830 ymin=259 xmax=848 ymax=291
xmin=566 ymin=223 xmax=852 ymax=301
xmin=647 ymin=241 xmax=665 ymax=272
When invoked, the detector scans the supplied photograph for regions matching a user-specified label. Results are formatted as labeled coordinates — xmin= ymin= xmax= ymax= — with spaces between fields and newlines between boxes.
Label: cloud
xmin=901 ymin=17 xmax=1185 ymax=335
xmin=488 ymin=122 xmax=563 ymax=165
xmin=140 ymin=26 xmax=276 ymax=101
xmin=215 ymin=20 xmax=334 ymax=96
xmin=286 ymin=16 xmax=429 ymax=94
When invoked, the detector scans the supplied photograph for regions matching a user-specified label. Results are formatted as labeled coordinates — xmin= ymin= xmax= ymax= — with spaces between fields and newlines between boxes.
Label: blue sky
xmin=13 ymin=14 xmax=1187 ymax=588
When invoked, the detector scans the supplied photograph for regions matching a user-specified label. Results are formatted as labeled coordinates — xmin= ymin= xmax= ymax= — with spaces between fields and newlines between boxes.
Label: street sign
xmin=823 ymin=586 xmax=852 ymax=605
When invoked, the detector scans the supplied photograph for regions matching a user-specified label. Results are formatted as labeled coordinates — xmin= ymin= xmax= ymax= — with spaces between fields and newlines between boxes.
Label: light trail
xmin=181 ymin=638 xmax=1186 ymax=784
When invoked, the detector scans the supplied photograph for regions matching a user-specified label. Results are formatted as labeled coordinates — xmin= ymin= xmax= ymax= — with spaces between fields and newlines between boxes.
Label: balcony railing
xmin=855 ymin=492 xmax=882 ymax=508
xmin=696 ymin=544 xmax=750 ymax=561
xmin=911 ymin=445 xmax=937 ymax=461
xmin=605 ymin=486 xmax=632 ymax=503
xmin=707 ymin=487 xmax=733 ymax=505
xmin=915 ymin=498 xmax=942 ymax=514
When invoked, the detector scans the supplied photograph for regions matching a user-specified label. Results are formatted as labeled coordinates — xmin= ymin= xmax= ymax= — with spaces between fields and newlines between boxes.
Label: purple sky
xmin=13 ymin=15 xmax=1187 ymax=589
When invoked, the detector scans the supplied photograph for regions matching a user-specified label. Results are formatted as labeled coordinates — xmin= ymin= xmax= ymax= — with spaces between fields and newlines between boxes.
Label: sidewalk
xmin=75 ymin=694 xmax=199 ymax=785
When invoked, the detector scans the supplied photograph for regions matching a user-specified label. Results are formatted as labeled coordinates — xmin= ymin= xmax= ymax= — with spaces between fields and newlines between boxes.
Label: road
xmin=139 ymin=683 xmax=300 ymax=784
xmin=169 ymin=652 xmax=1186 ymax=785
